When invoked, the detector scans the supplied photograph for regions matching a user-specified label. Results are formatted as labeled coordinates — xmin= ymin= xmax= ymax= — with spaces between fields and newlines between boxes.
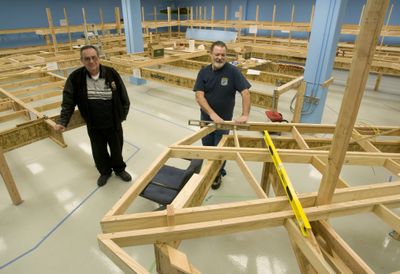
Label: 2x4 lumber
xmin=235 ymin=152 xmax=268 ymax=198
xmin=0 ymin=119 xmax=51 ymax=152
xmin=373 ymin=204 xmax=400 ymax=233
xmin=190 ymin=122 xmax=399 ymax=136
xmin=105 ymin=149 xmax=171 ymax=216
xmin=188 ymin=153 xmax=224 ymax=208
xmin=98 ymin=238 xmax=149 ymax=274
xmin=63 ymin=8 xmax=72 ymax=49
xmin=0 ymin=110 xmax=27 ymax=122
xmin=45 ymin=8 xmax=58 ymax=52
xmin=99 ymin=192 xmax=400 ymax=247
xmin=34 ymin=101 xmax=61 ymax=112
xmin=384 ymin=159 xmax=400 ymax=176
xmin=0 ymin=87 xmax=44 ymax=120
xmin=287 ymin=232 xmax=316 ymax=274
xmin=173 ymin=126 xmax=215 ymax=146
xmin=11 ymin=80 xmax=64 ymax=96
xmin=166 ymin=245 xmax=194 ymax=274
xmin=21 ymin=90 xmax=61 ymax=104
xmin=312 ymin=220 xmax=374 ymax=273
xmin=273 ymin=76 xmax=303 ymax=96
xmin=285 ymin=219 xmax=334 ymax=273
xmin=0 ymin=75 xmax=54 ymax=89
xmin=291 ymin=126 xmax=349 ymax=188
xmin=317 ymin=0 xmax=390 ymax=205
xmin=169 ymin=145 xmax=400 ymax=165
xmin=171 ymin=173 xmax=204 ymax=209
xmin=260 ymin=162 xmax=274 ymax=196
xmin=100 ymin=181 xmax=400 ymax=233
xmin=0 ymin=147 xmax=22 ymax=205
xmin=317 ymin=240 xmax=353 ymax=273
xmin=291 ymin=81 xmax=306 ymax=123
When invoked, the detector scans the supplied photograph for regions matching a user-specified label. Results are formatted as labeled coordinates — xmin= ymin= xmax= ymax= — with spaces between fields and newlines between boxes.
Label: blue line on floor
xmin=124 ymin=140 xmax=140 ymax=162
xmin=0 ymin=186 xmax=100 ymax=270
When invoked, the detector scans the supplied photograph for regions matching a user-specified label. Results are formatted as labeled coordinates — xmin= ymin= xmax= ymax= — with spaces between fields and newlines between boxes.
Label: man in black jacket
xmin=55 ymin=45 xmax=132 ymax=187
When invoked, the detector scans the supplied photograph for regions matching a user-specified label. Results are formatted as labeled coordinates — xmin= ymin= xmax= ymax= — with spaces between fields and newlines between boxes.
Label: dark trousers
xmin=201 ymin=129 xmax=229 ymax=175
xmin=87 ymin=126 xmax=126 ymax=175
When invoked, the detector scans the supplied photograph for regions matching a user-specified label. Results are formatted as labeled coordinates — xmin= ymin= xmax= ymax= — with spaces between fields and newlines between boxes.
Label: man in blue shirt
xmin=193 ymin=41 xmax=251 ymax=189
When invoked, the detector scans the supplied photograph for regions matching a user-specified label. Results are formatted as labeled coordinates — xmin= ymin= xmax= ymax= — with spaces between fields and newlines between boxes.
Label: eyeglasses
xmin=82 ymin=56 xmax=99 ymax=62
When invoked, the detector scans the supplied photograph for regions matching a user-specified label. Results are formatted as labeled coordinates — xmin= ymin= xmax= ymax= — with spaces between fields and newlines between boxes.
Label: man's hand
xmin=54 ymin=124 xmax=66 ymax=132
xmin=235 ymin=115 xmax=249 ymax=124
xmin=210 ymin=112 xmax=224 ymax=124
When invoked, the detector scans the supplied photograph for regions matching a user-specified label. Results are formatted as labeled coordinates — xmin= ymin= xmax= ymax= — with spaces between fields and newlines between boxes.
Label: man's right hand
xmin=210 ymin=113 xmax=224 ymax=124
xmin=54 ymin=124 xmax=66 ymax=132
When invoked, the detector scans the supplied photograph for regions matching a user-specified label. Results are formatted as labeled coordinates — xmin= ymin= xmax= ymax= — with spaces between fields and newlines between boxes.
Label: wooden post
xmin=167 ymin=7 xmax=171 ymax=39
xmin=0 ymin=147 xmax=22 ymax=205
xmin=99 ymin=8 xmax=106 ymax=36
xmin=154 ymin=6 xmax=158 ymax=34
xmin=114 ymin=7 xmax=122 ymax=36
xmin=289 ymin=5 xmax=295 ymax=46
xmin=141 ymin=6 xmax=147 ymax=35
xmin=82 ymin=8 xmax=91 ymax=45
xmin=292 ymin=81 xmax=306 ymax=123
xmin=45 ymin=8 xmax=58 ymax=52
xmin=374 ymin=73 xmax=382 ymax=91
xmin=63 ymin=8 xmax=72 ymax=49
xmin=379 ymin=3 xmax=393 ymax=47
xmin=199 ymin=6 xmax=202 ymax=29
xmin=224 ymin=5 xmax=227 ymax=31
xmin=316 ymin=0 xmax=390 ymax=205
xmin=253 ymin=5 xmax=259 ymax=44
xmin=190 ymin=6 xmax=193 ymax=30
xmin=204 ymin=6 xmax=207 ymax=30
xmin=270 ymin=4 xmax=276 ymax=44
xmin=260 ymin=162 xmax=272 ymax=196
xmin=308 ymin=5 xmax=315 ymax=41
xmin=211 ymin=5 xmax=214 ymax=30
xmin=177 ymin=6 xmax=181 ymax=36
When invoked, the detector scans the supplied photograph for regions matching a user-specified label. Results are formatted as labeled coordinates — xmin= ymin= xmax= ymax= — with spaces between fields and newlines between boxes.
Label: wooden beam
xmin=0 ymin=147 xmax=22 ymax=205
xmin=317 ymin=0 xmax=390 ymax=205
xmin=285 ymin=219 xmax=334 ymax=273
xmin=99 ymin=193 xmax=400 ymax=247
xmin=100 ymin=181 xmax=400 ymax=233
xmin=97 ymin=238 xmax=149 ymax=274
xmin=312 ymin=220 xmax=374 ymax=273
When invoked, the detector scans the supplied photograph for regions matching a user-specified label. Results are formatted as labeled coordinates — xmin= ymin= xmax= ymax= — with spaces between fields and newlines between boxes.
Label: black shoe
xmin=97 ymin=174 xmax=111 ymax=187
xmin=212 ymin=174 xmax=222 ymax=190
xmin=221 ymin=169 xmax=227 ymax=177
xmin=116 ymin=170 xmax=132 ymax=182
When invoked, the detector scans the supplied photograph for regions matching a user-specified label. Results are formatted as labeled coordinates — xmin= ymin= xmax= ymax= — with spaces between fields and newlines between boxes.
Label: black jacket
xmin=58 ymin=65 xmax=130 ymax=129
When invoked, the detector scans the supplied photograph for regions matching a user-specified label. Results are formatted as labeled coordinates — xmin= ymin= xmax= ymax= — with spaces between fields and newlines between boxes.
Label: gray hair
xmin=80 ymin=45 xmax=99 ymax=58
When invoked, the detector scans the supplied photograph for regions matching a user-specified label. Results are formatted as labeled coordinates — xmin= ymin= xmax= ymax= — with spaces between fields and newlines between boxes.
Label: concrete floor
xmin=0 ymin=69 xmax=399 ymax=273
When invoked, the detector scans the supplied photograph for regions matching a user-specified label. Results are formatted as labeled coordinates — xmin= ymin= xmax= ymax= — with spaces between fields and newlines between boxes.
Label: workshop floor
xmin=0 ymin=69 xmax=399 ymax=273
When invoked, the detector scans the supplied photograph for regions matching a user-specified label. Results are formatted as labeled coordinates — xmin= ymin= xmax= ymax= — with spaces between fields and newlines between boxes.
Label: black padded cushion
xmin=140 ymin=159 xmax=203 ymax=205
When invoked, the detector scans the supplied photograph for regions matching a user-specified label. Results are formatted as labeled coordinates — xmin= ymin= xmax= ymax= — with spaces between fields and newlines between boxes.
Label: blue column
xmin=121 ymin=0 xmax=144 ymax=54
xmin=121 ymin=0 xmax=146 ymax=85
xmin=300 ymin=0 xmax=347 ymax=123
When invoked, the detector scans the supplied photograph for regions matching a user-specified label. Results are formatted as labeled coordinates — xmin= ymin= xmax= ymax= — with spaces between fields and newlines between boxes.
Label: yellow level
xmin=263 ymin=130 xmax=311 ymax=237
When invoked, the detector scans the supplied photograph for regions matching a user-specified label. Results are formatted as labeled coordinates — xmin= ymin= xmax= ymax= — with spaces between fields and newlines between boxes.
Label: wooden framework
xmin=98 ymin=1 xmax=400 ymax=272
xmin=103 ymin=50 xmax=306 ymax=118
xmin=0 ymin=69 xmax=85 ymax=205
xmin=98 ymin=122 xmax=400 ymax=273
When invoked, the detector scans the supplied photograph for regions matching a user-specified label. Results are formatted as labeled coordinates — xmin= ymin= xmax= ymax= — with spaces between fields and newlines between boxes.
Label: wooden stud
xmin=317 ymin=0 xmax=390 ymax=205
xmin=0 ymin=146 xmax=22 ymax=205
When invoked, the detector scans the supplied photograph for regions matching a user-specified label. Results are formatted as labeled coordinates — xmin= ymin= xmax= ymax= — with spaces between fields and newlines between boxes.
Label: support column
xmin=121 ymin=0 xmax=144 ymax=54
xmin=121 ymin=0 xmax=146 ymax=85
xmin=300 ymin=0 xmax=347 ymax=123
